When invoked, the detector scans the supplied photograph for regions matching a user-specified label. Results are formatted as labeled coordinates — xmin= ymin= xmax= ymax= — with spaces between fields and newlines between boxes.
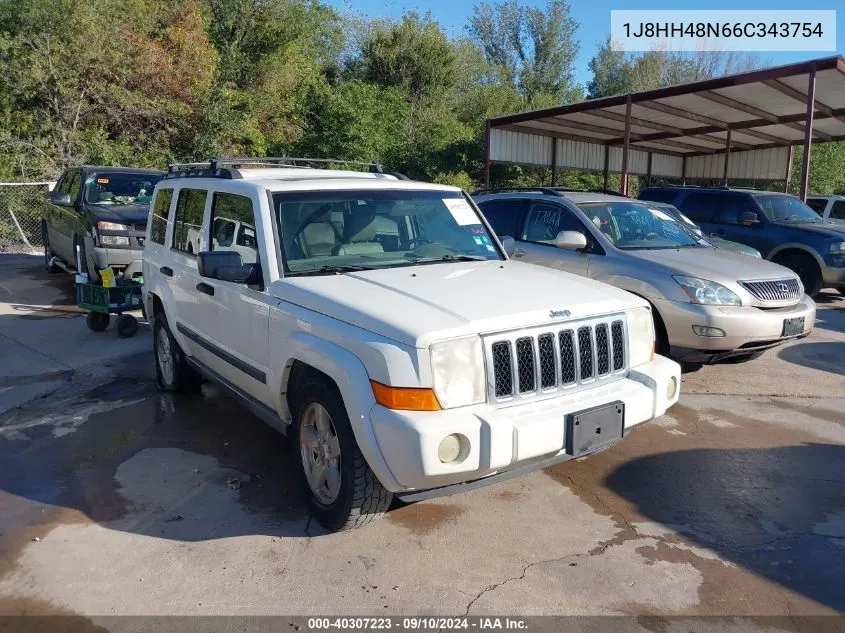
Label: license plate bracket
xmin=566 ymin=402 xmax=625 ymax=457
xmin=782 ymin=316 xmax=804 ymax=337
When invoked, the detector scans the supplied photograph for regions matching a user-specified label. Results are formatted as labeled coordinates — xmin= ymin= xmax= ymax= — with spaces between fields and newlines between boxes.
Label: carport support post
xmin=550 ymin=138 xmax=558 ymax=186
xmin=646 ymin=153 xmax=653 ymax=187
xmin=602 ymin=145 xmax=610 ymax=190
xmin=483 ymin=120 xmax=491 ymax=189
xmin=620 ymin=94 xmax=632 ymax=196
xmin=799 ymin=70 xmax=816 ymax=202
xmin=722 ymin=129 xmax=731 ymax=187
xmin=784 ymin=146 xmax=794 ymax=193
xmin=681 ymin=156 xmax=687 ymax=185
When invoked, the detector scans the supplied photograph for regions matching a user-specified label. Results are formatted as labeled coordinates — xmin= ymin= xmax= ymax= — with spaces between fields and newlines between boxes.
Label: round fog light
xmin=438 ymin=434 xmax=466 ymax=463
xmin=666 ymin=376 xmax=678 ymax=400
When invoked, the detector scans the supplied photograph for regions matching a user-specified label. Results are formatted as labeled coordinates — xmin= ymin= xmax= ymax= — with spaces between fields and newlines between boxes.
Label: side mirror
xmin=555 ymin=230 xmax=588 ymax=251
xmin=739 ymin=211 xmax=761 ymax=226
xmin=500 ymin=236 xmax=515 ymax=256
xmin=198 ymin=251 xmax=262 ymax=286
xmin=50 ymin=192 xmax=72 ymax=206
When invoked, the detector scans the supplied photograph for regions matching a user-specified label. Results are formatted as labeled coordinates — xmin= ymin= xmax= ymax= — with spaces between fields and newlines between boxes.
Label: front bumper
xmin=654 ymin=294 xmax=816 ymax=362
xmin=92 ymin=246 xmax=144 ymax=278
xmin=821 ymin=262 xmax=845 ymax=287
xmin=368 ymin=355 xmax=680 ymax=495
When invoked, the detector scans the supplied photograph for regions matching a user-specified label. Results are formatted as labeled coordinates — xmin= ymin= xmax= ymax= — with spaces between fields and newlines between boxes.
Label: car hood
xmin=772 ymin=220 xmax=845 ymax=239
xmin=82 ymin=203 xmax=150 ymax=225
xmin=271 ymin=260 xmax=646 ymax=348
xmin=627 ymin=247 xmax=795 ymax=281
xmin=706 ymin=236 xmax=760 ymax=257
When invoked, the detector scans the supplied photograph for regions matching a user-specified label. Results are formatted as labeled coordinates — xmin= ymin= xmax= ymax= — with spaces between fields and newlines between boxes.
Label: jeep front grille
xmin=739 ymin=278 xmax=801 ymax=302
xmin=485 ymin=316 xmax=627 ymax=404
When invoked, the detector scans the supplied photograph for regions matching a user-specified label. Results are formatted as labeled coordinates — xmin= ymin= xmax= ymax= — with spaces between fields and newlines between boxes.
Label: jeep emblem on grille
xmin=778 ymin=283 xmax=789 ymax=293
xmin=549 ymin=309 xmax=571 ymax=319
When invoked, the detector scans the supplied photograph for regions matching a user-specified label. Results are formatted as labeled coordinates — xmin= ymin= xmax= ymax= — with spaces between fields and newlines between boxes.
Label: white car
xmin=806 ymin=195 xmax=845 ymax=225
xmin=142 ymin=158 xmax=680 ymax=531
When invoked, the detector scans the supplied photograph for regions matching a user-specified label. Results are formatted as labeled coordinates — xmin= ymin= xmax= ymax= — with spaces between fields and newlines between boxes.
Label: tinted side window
xmin=522 ymin=203 xmax=585 ymax=243
xmin=54 ymin=173 xmax=70 ymax=194
xmin=477 ymin=199 xmax=524 ymax=237
xmin=831 ymin=201 xmax=845 ymax=220
xmin=678 ymin=193 xmax=720 ymax=222
xmin=210 ymin=192 xmax=258 ymax=264
xmin=67 ymin=172 xmax=82 ymax=202
xmin=805 ymin=199 xmax=826 ymax=214
xmin=715 ymin=196 xmax=753 ymax=225
xmin=639 ymin=189 xmax=678 ymax=204
xmin=149 ymin=189 xmax=173 ymax=245
xmin=172 ymin=189 xmax=207 ymax=256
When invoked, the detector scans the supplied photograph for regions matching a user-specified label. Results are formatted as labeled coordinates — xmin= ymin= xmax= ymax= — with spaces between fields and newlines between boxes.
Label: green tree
xmin=467 ymin=0 xmax=580 ymax=106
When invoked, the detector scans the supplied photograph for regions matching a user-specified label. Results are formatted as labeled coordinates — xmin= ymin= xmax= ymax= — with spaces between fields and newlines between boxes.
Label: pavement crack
xmin=561 ymin=474 xmax=639 ymax=555
xmin=462 ymin=553 xmax=583 ymax=616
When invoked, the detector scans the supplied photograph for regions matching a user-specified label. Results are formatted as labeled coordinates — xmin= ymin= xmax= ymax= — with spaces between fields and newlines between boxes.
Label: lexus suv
xmin=142 ymin=158 xmax=680 ymax=531
xmin=639 ymin=186 xmax=845 ymax=297
xmin=473 ymin=188 xmax=815 ymax=364
xmin=42 ymin=166 xmax=164 ymax=281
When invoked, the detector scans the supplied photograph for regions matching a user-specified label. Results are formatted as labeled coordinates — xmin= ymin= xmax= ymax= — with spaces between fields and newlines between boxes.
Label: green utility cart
xmin=76 ymin=278 xmax=144 ymax=338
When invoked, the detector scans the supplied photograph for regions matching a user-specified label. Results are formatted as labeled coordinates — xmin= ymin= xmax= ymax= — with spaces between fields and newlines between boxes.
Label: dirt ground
xmin=1 ymin=253 xmax=844 ymax=628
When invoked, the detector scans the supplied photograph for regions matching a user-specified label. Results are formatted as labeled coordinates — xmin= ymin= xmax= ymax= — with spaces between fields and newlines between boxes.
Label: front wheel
xmin=293 ymin=379 xmax=392 ymax=531
xmin=42 ymin=222 xmax=61 ymax=274
xmin=776 ymin=252 xmax=822 ymax=298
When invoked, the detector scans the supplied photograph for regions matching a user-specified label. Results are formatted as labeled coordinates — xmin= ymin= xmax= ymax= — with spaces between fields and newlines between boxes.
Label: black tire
xmin=74 ymin=235 xmax=100 ymax=283
xmin=652 ymin=308 xmax=670 ymax=357
xmin=86 ymin=311 xmax=110 ymax=332
xmin=153 ymin=311 xmax=202 ymax=392
xmin=116 ymin=314 xmax=138 ymax=338
xmin=292 ymin=378 xmax=392 ymax=531
xmin=775 ymin=252 xmax=822 ymax=297
xmin=42 ymin=222 xmax=61 ymax=274
xmin=721 ymin=350 xmax=766 ymax=364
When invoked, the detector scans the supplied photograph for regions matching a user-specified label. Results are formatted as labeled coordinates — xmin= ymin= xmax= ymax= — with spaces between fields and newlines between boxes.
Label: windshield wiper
xmin=405 ymin=254 xmax=490 ymax=264
xmin=289 ymin=264 xmax=378 ymax=276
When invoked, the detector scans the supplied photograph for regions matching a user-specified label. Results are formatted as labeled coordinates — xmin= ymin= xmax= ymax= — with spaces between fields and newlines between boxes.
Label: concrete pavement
xmin=1 ymin=253 xmax=843 ymax=626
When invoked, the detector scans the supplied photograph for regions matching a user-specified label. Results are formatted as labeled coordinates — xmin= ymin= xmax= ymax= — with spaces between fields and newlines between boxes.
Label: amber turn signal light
xmin=370 ymin=381 xmax=441 ymax=411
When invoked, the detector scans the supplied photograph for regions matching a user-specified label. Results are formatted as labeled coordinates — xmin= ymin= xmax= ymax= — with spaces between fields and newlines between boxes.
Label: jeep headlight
xmin=673 ymin=275 xmax=741 ymax=306
xmin=628 ymin=307 xmax=655 ymax=368
xmin=430 ymin=336 xmax=485 ymax=408
xmin=829 ymin=241 xmax=845 ymax=255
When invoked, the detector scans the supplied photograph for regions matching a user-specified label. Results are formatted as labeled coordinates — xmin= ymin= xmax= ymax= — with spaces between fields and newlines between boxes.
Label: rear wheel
xmin=153 ymin=311 xmax=201 ymax=392
xmin=293 ymin=378 xmax=392 ymax=531
xmin=42 ymin=222 xmax=61 ymax=274
xmin=775 ymin=252 xmax=822 ymax=297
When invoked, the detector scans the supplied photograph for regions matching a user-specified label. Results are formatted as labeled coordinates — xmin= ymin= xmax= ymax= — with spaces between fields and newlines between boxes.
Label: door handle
xmin=513 ymin=248 xmax=526 ymax=257
xmin=160 ymin=266 xmax=173 ymax=277
xmin=196 ymin=282 xmax=215 ymax=296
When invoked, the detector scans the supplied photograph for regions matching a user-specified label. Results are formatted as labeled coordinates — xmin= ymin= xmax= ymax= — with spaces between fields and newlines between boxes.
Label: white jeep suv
xmin=142 ymin=158 xmax=680 ymax=531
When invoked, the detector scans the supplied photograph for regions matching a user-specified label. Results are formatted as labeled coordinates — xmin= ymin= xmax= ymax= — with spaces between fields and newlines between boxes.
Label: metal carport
xmin=483 ymin=55 xmax=845 ymax=201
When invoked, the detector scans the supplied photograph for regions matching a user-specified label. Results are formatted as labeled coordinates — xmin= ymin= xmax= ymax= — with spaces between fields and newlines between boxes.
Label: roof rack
xmin=472 ymin=186 xmax=631 ymax=198
xmin=471 ymin=186 xmax=576 ymax=196
xmin=165 ymin=157 xmax=385 ymax=180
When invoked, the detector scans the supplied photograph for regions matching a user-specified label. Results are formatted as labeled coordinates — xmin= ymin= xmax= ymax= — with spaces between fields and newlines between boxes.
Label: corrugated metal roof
xmin=488 ymin=55 xmax=845 ymax=163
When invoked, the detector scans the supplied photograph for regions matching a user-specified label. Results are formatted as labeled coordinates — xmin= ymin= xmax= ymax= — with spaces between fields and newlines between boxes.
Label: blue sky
xmin=327 ymin=0 xmax=842 ymax=87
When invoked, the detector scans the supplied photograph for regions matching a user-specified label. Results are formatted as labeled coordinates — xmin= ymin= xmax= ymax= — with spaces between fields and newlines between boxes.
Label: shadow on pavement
xmin=605 ymin=444 xmax=845 ymax=613
xmin=778 ymin=342 xmax=845 ymax=376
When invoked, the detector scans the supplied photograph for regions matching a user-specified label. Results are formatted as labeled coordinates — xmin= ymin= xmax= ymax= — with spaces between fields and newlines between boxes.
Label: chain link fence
xmin=0 ymin=182 xmax=55 ymax=253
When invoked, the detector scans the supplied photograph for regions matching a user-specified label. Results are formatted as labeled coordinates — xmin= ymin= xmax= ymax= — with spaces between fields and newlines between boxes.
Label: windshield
xmin=84 ymin=172 xmax=162 ymax=206
xmin=576 ymin=201 xmax=703 ymax=250
xmin=271 ymin=190 xmax=502 ymax=274
xmin=755 ymin=195 xmax=820 ymax=224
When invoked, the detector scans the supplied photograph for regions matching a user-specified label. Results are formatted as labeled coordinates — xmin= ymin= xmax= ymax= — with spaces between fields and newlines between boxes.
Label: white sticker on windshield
xmin=443 ymin=198 xmax=479 ymax=226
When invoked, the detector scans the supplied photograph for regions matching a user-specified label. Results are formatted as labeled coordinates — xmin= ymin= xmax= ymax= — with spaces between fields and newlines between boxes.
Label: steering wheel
xmin=405 ymin=238 xmax=432 ymax=249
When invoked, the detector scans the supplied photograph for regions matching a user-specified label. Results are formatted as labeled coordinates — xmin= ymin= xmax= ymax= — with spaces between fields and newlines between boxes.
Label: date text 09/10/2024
xmin=306 ymin=617 xmax=528 ymax=630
